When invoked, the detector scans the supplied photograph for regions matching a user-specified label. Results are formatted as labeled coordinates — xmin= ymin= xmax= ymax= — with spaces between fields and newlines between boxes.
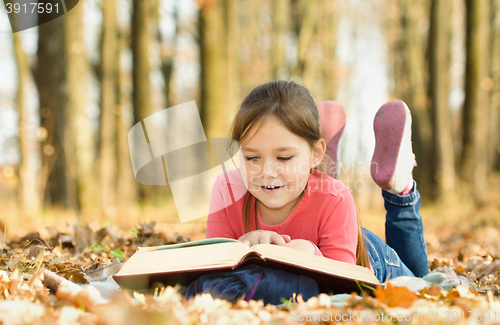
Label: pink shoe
xmin=371 ymin=100 xmax=415 ymax=194
xmin=317 ymin=101 xmax=346 ymax=179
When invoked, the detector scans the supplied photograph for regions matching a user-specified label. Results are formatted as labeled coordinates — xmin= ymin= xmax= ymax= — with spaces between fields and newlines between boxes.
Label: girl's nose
xmin=261 ymin=161 xmax=279 ymax=177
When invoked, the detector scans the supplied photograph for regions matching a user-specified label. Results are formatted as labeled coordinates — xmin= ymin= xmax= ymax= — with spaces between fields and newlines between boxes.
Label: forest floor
xmin=0 ymin=189 xmax=500 ymax=324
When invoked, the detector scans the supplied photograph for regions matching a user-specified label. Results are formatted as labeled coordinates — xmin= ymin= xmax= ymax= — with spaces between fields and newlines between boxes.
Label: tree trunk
xmin=131 ymin=0 xmax=154 ymax=204
xmin=291 ymin=0 xmax=318 ymax=84
xmin=132 ymin=0 xmax=153 ymax=124
xmin=35 ymin=13 xmax=67 ymax=209
xmin=402 ymin=0 xmax=433 ymax=198
xmin=427 ymin=0 xmax=456 ymax=200
xmin=115 ymin=27 xmax=137 ymax=209
xmin=461 ymin=0 xmax=490 ymax=205
xmin=98 ymin=0 xmax=119 ymax=210
xmin=64 ymin=2 xmax=96 ymax=211
xmin=384 ymin=0 xmax=406 ymax=98
xmin=225 ymin=0 xmax=241 ymax=116
xmin=319 ymin=0 xmax=338 ymax=100
xmin=272 ymin=0 xmax=290 ymax=80
xmin=489 ymin=0 xmax=500 ymax=171
xmin=199 ymin=0 xmax=230 ymax=138
xmin=158 ymin=0 xmax=179 ymax=108
xmin=384 ymin=0 xmax=433 ymax=197
xmin=12 ymin=30 xmax=40 ymax=216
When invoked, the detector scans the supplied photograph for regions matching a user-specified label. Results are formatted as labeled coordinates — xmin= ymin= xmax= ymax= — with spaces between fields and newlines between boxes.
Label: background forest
xmin=0 ymin=0 xmax=499 ymax=237
xmin=1 ymin=0 xmax=500 ymax=323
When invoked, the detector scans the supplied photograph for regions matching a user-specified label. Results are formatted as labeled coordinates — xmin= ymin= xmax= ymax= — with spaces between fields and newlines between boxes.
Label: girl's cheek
xmin=247 ymin=175 xmax=260 ymax=188
xmin=245 ymin=161 xmax=260 ymax=174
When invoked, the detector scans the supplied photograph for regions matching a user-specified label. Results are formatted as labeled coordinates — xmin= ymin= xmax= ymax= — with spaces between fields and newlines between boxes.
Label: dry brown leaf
xmin=46 ymin=262 xmax=88 ymax=284
xmin=420 ymin=284 xmax=446 ymax=299
xmin=374 ymin=282 xmax=417 ymax=308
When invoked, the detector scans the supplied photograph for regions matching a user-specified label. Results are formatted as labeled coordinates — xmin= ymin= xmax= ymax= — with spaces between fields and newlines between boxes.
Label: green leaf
xmin=110 ymin=250 xmax=124 ymax=261
xmin=131 ymin=229 xmax=139 ymax=238
xmin=360 ymin=282 xmax=376 ymax=291
xmin=280 ymin=297 xmax=292 ymax=309
xmin=355 ymin=280 xmax=364 ymax=294
xmin=90 ymin=244 xmax=108 ymax=251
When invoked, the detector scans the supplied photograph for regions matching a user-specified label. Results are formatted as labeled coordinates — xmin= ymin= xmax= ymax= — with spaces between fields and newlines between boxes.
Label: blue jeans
xmin=363 ymin=181 xmax=430 ymax=283
xmin=185 ymin=264 xmax=319 ymax=305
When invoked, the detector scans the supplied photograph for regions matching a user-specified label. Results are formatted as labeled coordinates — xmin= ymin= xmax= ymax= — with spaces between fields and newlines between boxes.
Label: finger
xmin=242 ymin=240 xmax=252 ymax=247
xmin=281 ymin=234 xmax=291 ymax=243
xmin=259 ymin=236 xmax=271 ymax=245
xmin=270 ymin=233 xmax=287 ymax=246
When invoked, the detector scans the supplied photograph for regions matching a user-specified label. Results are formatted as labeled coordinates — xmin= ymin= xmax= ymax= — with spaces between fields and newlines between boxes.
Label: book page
xmin=250 ymin=244 xmax=379 ymax=284
xmin=117 ymin=242 xmax=251 ymax=276
xmin=137 ymin=237 xmax=240 ymax=252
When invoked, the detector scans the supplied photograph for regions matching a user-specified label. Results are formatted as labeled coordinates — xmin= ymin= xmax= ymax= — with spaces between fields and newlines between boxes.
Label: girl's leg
xmin=371 ymin=100 xmax=430 ymax=278
xmin=185 ymin=265 xmax=319 ymax=305
xmin=382 ymin=182 xmax=430 ymax=277
xmin=317 ymin=101 xmax=346 ymax=179
xmin=363 ymin=227 xmax=415 ymax=283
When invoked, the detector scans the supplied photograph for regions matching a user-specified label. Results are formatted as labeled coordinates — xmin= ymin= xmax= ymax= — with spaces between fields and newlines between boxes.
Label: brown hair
xmin=230 ymin=81 xmax=370 ymax=268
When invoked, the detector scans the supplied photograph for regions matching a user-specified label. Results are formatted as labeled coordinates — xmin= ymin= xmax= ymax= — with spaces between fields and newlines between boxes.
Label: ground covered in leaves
xmin=1 ymin=203 xmax=500 ymax=324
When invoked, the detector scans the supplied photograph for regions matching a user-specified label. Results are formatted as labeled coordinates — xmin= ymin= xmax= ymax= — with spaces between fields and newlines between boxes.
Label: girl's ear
xmin=311 ymin=138 xmax=326 ymax=168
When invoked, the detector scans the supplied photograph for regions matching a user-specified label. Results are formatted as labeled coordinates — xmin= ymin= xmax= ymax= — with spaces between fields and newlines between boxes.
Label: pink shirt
xmin=206 ymin=168 xmax=373 ymax=273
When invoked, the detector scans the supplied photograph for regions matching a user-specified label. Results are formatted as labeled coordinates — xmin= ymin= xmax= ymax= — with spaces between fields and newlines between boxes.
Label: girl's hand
xmin=238 ymin=230 xmax=291 ymax=247
xmin=286 ymin=239 xmax=316 ymax=254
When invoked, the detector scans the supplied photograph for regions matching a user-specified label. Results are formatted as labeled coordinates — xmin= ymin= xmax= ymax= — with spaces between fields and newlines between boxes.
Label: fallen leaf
xmin=420 ymin=284 xmax=446 ymax=299
xmin=374 ymin=283 xmax=417 ymax=308
xmin=449 ymin=285 xmax=480 ymax=300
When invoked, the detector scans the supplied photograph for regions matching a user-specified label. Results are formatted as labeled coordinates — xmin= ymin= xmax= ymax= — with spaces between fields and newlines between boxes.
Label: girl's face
xmin=240 ymin=116 xmax=325 ymax=224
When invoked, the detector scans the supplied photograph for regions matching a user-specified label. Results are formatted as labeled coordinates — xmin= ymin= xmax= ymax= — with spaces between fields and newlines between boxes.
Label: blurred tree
xmin=98 ymin=0 xmax=119 ymax=210
xmin=132 ymin=0 xmax=153 ymax=123
xmin=291 ymin=0 xmax=319 ymax=85
xmin=225 ymin=0 xmax=241 ymax=115
xmin=157 ymin=0 xmax=179 ymax=108
xmin=428 ymin=0 xmax=455 ymax=201
xmin=10 ymin=11 xmax=40 ymax=216
xmin=115 ymin=27 xmax=137 ymax=209
xmin=239 ymin=0 xmax=272 ymax=94
xmin=64 ymin=3 xmax=96 ymax=211
xmin=384 ymin=0 xmax=432 ymax=197
xmin=271 ymin=0 xmax=339 ymax=99
xmin=489 ymin=0 xmax=500 ymax=171
xmin=318 ymin=0 xmax=339 ymax=100
xmin=198 ymin=0 xmax=240 ymax=138
xmin=461 ymin=0 xmax=490 ymax=205
xmin=272 ymin=0 xmax=290 ymax=80
xmin=35 ymin=12 xmax=67 ymax=209
xmin=132 ymin=0 xmax=154 ymax=204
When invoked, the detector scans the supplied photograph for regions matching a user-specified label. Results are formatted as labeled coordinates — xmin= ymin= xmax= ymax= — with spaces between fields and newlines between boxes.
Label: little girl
xmin=185 ymin=81 xmax=430 ymax=304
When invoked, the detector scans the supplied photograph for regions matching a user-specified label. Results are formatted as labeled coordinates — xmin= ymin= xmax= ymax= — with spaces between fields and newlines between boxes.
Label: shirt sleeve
xmin=317 ymin=189 xmax=358 ymax=264
xmin=205 ymin=175 xmax=238 ymax=240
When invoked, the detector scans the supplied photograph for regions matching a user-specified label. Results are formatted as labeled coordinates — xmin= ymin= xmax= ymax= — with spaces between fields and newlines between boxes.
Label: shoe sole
xmin=317 ymin=101 xmax=346 ymax=179
xmin=371 ymin=100 xmax=410 ymax=190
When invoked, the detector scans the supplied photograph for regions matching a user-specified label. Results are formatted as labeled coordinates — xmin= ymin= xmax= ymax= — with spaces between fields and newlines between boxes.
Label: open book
xmin=113 ymin=238 xmax=380 ymax=295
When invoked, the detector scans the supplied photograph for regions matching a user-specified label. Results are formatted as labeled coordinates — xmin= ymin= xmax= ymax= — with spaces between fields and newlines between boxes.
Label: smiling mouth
xmin=261 ymin=185 xmax=283 ymax=190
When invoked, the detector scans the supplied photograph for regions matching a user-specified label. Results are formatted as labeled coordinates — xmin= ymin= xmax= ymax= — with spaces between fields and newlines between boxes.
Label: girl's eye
xmin=245 ymin=156 xmax=259 ymax=161
xmin=278 ymin=156 xmax=293 ymax=161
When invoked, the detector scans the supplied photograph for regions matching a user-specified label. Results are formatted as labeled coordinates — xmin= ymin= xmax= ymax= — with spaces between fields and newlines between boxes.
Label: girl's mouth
xmin=261 ymin=185 xmax=283 ymax=193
